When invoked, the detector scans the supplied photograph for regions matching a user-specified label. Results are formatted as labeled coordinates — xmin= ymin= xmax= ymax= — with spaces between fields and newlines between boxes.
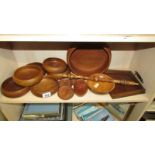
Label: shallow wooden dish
xmin=87 ymin=74 xmax=115 ymax=94
xmin=13 ymin=65 xmax=43 ymax=87
xmin=27 ymin=62 xmax=46 ymax=75
xmin=1 ymin=77 xmax=29 ymax=98
xmin=43 ymin=58 xmax=67 ymax=74
xmin=31 ymin=77 xmax=58 ymax=97
xmin=67 ymin=47 xmax=111 ymax=76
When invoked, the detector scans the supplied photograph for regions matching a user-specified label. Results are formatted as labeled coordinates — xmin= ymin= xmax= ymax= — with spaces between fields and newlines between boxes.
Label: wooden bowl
xmin=74 ymin=79 xmax=88 ymax=97
xmin=67 ymin=47 xmax=111 ymax=76
xmin=58 ymin=86 xmax=74 ymax=100
xmin=13 ymin=65 xmax=43 ymax=87
xmin=87 ymin=74 xmax=115 ymax=94
xmin=31 ymin=77 xmax=58 ymax=97
xmin=27 ymin=62 xmax=46 ymax=75
xmin=43 ymin=58 xmax=67 ymax=74
xmin=58 ymin=78 xmax=72 ymax=87
xmin=1 ymin=77 xmax=29 ymax=98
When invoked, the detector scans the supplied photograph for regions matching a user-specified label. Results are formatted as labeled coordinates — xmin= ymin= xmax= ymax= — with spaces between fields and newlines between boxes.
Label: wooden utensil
xmin=47 ymin=73 xmax=139 ymax=86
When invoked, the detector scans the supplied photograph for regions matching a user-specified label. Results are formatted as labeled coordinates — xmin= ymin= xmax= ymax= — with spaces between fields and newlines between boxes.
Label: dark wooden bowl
xmin=67 ymin=47 xmax=111 ymax=76
xmin=87 ymin=74 xmax=115 ymax=94
xmin=74 ymin=79 xmax=88 ymax=97
xmin=31 ymin=77 xmax=58 ymax=97
xmin=43 ymin=58 xmax=67 ymax=74
xmin=1 ymin=77 xmax=29 ymax=98
xmin=13 ymin=65 xmax=43 ymax=87
xmin=27 ymin=62 xmax=46 ymax=75
xmin=58 ymin=85 xmax=74 ymax=100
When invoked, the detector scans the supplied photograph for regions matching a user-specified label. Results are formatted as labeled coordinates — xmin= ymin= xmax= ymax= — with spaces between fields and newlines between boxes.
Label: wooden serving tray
xmin=107 ymin=70 xmax=145 ymax=99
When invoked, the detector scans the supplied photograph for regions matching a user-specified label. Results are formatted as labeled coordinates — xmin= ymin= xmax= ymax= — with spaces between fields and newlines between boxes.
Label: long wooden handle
xmin=47 ymin=73 xmax=139 ymax=86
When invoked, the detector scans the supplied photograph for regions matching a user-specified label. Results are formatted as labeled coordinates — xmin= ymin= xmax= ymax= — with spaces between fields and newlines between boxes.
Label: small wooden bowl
xmin=27 ymin=62 xmax=46 ymax=75
xmin=87 ymin=74 xmax=115 ymax=94
xmin=1 ymin=77 xmax=29 ymax=98
xmin=13 ymin=65 xmax=43 ymax=87
xmin=43 ymin=58 xmax=67 ymax=74
xmin=74 ymin=79 xmax=88 ymax=97
xmin=58 ymin=78 xmax=72 ymax=87
xmin=31 ymin=77 xmax=58 ymax=97
xmin=58 ymin=86 xmax=74 ymax=100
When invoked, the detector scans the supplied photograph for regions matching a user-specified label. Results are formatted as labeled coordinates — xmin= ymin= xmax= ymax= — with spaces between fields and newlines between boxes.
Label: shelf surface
xmin=1 ymin=90 xmax=149 ymax=104
xmin=0 ymin=34 xmax=155 ymax=42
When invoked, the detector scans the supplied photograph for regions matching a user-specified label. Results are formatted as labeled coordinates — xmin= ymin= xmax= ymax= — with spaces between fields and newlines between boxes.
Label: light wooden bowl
xmin=13 ymin=65 xmax=43 ymax=87
xmin=87 ymin=74 xmax=115 ymax=94
xmin=43 ymin=58 xmax=67 ymax=74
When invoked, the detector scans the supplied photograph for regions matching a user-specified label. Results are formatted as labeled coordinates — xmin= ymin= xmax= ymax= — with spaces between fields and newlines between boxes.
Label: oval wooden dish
xmin=1 ymin=77 xmax=29 ymax=98
xmin=31 ymin=77 xmax=58 ymax=97
xmin=43 ymin=58 xmax=67 ymax=74
xmin=13 ymin=65 xmax=43 ymax=87
xmin=67 ymin=47 xmax=111 ymax=76
xmin=87 ymin=74 xmax=115 ymax=94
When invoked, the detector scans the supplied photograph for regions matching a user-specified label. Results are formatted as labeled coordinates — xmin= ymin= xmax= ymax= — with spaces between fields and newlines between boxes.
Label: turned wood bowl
xmin=74 ymin=79 xmax=88 ymax=97
xmin=43 ymin=58 xmax=67 ymax=74
xmin=31 ymin=77 xmax=58 ymax=97
xmin=67 ymin=47 xmax=111 ymax=76
xmin=27 ymin=62 xmax=46 ymax=75
xmin=87 ymin=74 xmax=115 ymax=94
xmin=1 ymin=77 xmax=29 ymax=98
xmin=13 ymin=65 xmax=43 ymax=87
xmin=58 ymin=85 xmax=74 ymax=100
xmin=58 ymin=78 xmax=72 ymax=87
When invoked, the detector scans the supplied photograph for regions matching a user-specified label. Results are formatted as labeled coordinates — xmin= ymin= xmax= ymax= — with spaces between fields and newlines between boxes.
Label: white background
xmin=0 ymin=0 xmax=155 ymax=155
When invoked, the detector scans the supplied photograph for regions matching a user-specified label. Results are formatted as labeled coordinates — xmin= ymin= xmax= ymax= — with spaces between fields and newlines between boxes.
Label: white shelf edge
xmin=0 ymin=34 xmax=155 ymax=42
xmin=1 ymin=90 xmax=149 ymax=104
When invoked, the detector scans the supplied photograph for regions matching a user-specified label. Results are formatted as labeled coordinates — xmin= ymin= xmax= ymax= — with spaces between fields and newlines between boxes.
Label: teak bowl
xmin=31 ymin=77 xmax=58 ymax=97
xmin=67 ymin=47 xmax=111 ymax=76
xmin=13 ymin=65 xmax=43 ymax=87
xmin=1 ymin=77 xmax=29 ymax=98
xmin=43 ymin=58 xmax=67 ymax=74
xmin=27 ymin=62 xmax=46 ymax=75
xmin=87 ymin=74 xmax=115 ymax=94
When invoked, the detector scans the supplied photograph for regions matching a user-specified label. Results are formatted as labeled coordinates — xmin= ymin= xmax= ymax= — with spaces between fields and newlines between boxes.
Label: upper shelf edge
xmin=0 ymin=34 xmax=155 ymax=42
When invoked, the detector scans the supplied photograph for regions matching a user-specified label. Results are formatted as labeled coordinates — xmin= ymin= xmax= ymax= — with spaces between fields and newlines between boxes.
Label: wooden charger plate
xmin=31 ymin=77 xmax=58 ymax=97
xmin=67 ymin=47 xmax=111 ymax=76
xmin=13 ymin=65 xmax=43 ymax=87
xmin=1 ymin=77 xmax=29 ymax=98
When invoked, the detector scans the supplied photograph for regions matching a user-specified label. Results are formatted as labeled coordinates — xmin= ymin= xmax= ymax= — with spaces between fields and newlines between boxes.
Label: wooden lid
xmin=13 ymin=65 xmax=43 ymax=87
xmin=1 ymin=77 xmax=29 ymax=98
xmin=67 ymin=46 xmax=111 ymax=76
xmin=31 ymin=77 xmax=58 ymax=97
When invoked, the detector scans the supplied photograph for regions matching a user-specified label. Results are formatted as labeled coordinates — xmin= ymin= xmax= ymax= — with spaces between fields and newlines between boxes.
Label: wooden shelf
xmin=1 ymin=90 xmax=149 ymax=104
xmin=1 ymin=34 xmax=155 ymax=42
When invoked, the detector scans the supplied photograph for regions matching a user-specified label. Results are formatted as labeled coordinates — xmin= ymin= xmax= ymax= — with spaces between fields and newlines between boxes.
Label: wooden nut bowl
xmin=43 ymin=58 xmax=67 ymax=74
xmin=13 ymin=65 xmax=43 ymax=87
xmin=58 ymin=85 xmax=74 ymax=100
xmin=87 ymin=74 xmax=115 ymax=94
xmin=31 ymin=77 xmax=58 ymax=97
xmin=58 ymin=78 xmax=72 ymax=87
xmin=27 ymin=62 xmax=46 ymax=75
xmin=1 ymin=77 xmax=29 ymax=98
xmin=67 ymin=47 xmax=111 ymax=76
xmin=74 ymin=79 xmax=88 ymax=97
